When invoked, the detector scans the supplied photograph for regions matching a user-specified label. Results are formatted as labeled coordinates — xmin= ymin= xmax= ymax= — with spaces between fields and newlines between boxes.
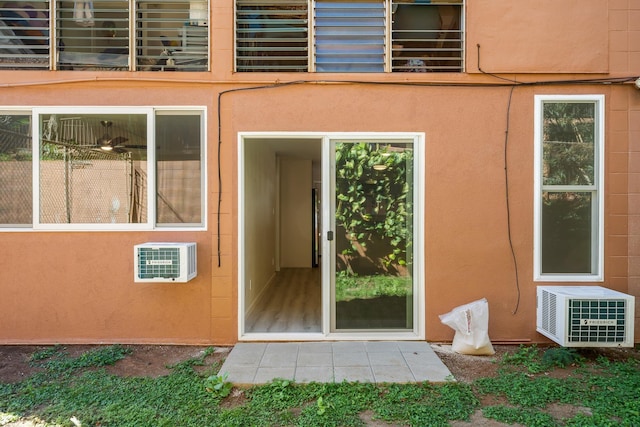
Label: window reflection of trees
xmin=541 ymin=102 xmax=597 ymax=274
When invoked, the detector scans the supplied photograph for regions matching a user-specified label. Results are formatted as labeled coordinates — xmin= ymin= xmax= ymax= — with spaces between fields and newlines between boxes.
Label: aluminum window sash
xmin=236 ymin=0 xmax=309 ymax=71
xmin=0 ymin=3 xmax=50 ymax=70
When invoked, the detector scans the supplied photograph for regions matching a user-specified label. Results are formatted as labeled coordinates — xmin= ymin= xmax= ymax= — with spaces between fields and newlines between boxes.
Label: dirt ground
xmin=0 ymin=343 xmax=638 ymax=426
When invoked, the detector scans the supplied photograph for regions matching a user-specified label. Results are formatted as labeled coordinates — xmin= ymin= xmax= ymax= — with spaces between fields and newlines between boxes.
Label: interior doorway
xmin=240 ymin=136 xmax=323 ymax=335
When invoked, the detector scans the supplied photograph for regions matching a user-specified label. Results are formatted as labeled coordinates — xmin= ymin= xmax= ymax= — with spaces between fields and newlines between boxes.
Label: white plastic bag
xmin=439 ymin=298 xmax=495 ymax=355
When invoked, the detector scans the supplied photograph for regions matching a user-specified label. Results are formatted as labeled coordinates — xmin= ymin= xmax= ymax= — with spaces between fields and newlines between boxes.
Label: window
xmin=534 ymin=95 xmax=604 ymax=281
xmin=0 ymin=1 xmax=209 ymax=71
xmin=235 ymin=0 xmax=463 ymax=72
xmin=391 ymin=0 xmax=462 ymax=72
xmin=0 ymin=107 xmax=205 ymax=230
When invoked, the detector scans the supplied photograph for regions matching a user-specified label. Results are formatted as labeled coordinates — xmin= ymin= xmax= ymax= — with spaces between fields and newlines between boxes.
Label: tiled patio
xmin=219 ymin=341 xmax=453 ymax=386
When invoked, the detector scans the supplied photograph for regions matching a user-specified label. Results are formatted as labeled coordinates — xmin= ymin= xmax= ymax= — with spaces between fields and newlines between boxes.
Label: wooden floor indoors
xmin=245 ymin=267 xmax=321 ymax=333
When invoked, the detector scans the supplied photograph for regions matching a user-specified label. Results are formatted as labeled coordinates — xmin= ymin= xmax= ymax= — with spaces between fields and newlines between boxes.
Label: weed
xmin=30 ymin=344 xmax=132 ymax=376
xmin=541 ymin=347 xmax=584 ymax=368
xmin=373 ymin=382 xmax=478 ymax=426
xmin=29 ymin=345 xmax=66 ymax=362
xmin=500 ymin=344 xmax=545 ymax=373
xmin=204 ymin=372 xmax=233 ymax=398
xmin=169 ymin=346 xmax=216 ymax=373
xmin=483 ymin=405 xmax=557 ymax=426
xmin=315 ymin=395 xmax=332 ymax=415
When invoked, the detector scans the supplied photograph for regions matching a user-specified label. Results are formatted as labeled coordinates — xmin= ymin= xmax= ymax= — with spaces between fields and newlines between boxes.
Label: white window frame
xmin=533 ymin=94 xmax=604 ymax=282
xmin=237 ymin=131 xmax=425 ymax=341
xmin=0 ymin=106 xmax=206 ymax=232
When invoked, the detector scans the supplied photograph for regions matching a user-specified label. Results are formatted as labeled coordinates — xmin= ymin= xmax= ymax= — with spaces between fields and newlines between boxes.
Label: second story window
xmin=0 ymin=2 xmax=50 ymax=69
xmin=235 ymin=0 xmax=463 ymax=73
xmin=0 ymin=1 xmax=209 ymax=71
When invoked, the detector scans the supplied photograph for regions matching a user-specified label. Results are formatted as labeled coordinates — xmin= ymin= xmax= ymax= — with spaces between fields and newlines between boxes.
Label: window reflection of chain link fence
xmin=38 ymin=116 xmax=147 ymax=224
xmin=39 ymin=142 xmax=136 ymax=224
xmin=0 ymin=116 xmax=32 ymax=225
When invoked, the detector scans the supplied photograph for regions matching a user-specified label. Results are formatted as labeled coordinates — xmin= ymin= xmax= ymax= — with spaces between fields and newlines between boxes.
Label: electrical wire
xmin=477 ymin=43 xmax=521 ymax=314
xmin=503 ymin=85 xmax=520 ymax=315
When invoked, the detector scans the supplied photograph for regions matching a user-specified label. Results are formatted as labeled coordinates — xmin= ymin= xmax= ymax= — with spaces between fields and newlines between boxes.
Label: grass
xmin=335 ymin=273 xmax=411 ymax=301
xmin=0 ymin=344 xmax=639 ymax=427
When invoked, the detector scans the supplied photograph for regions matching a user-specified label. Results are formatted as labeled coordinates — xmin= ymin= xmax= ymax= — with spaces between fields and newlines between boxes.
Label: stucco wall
xmin=467 ymin=0 xmax=609 ymax=74
xmin=0 ymin=0 xmax=638 ymax=345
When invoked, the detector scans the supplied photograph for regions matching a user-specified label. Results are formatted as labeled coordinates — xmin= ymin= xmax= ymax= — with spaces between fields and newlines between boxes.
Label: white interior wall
xmin=243 ymin=142 xmax=277 ymax=311
xmin=279 ymin=156 xmax=312 ymax=268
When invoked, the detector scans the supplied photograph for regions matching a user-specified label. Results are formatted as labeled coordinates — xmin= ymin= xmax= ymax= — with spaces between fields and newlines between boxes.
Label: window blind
xmin=314 ymin=0 xmax=385 ymax=73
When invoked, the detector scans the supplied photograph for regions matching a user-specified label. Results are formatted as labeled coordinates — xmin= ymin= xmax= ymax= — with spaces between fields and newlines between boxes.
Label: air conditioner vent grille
xmin=137 ymin=247 xmax=182 ymax=279
xmin=567 ymin=299 xmax=628 ymax=343
xmin=536 ymin=286 xmax=635 ymax=347
xmin=541 ymin=290 xmax=557 ymax=336
xmin=134 ymin=242 xmax=197 ymax=283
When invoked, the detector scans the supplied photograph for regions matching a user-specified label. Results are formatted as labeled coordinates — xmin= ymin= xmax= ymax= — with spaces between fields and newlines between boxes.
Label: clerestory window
xmin=235 ymin=0 xmax=463 ymax=73
xmin=0 ymin=1 xmax=209 ymax=71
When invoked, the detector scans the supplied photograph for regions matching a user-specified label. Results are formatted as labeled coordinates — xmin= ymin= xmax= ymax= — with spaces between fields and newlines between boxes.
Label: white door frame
xmin=238 ymin=132 xmax=425 ymax=341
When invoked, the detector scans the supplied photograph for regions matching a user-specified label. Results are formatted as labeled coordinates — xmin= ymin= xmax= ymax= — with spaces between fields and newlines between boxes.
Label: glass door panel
xmin=332 ymin=141 xmax=414 ymax=331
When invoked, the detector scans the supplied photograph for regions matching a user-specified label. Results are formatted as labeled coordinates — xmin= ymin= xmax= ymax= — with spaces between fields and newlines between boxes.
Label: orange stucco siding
xmin=0 ymin=0 xmax=639 ymax=345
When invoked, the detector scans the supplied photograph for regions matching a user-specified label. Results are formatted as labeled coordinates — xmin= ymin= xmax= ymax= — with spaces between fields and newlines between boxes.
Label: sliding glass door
xmin=330 ymin=140 xmax=415 ymax=331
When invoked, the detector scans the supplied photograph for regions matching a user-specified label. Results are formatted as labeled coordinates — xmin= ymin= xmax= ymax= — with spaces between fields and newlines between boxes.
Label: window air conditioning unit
xmin=536 ymin=286 xmax=635 ymax=347
xmin=134 ymin=242 xmax=197 ymax=283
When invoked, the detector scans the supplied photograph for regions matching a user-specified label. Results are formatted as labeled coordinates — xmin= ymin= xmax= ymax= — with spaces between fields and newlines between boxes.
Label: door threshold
xmin=240 ymin=332 xmax=424 ymax=342
xmin=240 ymin=333 xmax=326 ymax=342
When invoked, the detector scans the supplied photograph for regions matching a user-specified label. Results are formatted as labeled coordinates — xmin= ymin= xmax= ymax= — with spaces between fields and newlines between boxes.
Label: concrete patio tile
xmin=371 ymin=364 xmax=416 ymax=383
xmin=222 ymin=366 xmax=257 ymax=385
xmin=299 ymin=342 xmax=333 ymax=353
xmin=297 ymin=352 xmax=333 ymax=367
xmin=295 ymin=366 xmax=334 ymax=383
xmin=368 ymin=352 xmax=406 ymax=366
xmin=412 ymin=350 xmax=446 ymax=364
xmin=333 ymin=352 xmax=369 ymax=367
xmin=224 ymin=344 xmax=266 ymax=365
xmin=232 ymin=342 xmax=268 ymax=354
xmin=402 ymin=350 xmax=450 ymax=367
xmin=261 ymin=351 xmax=298 ymax=367
xmin=408 ymin=364 xmax=455 ymax=383
xmin=254 ymin=367 xmax=295 ymax=384
xmin=265 ymin=342 xmax=300 ymax=354
xmin=332 ymin=341 xmax=367 ymax=353
xmin=365 ymin=341 xmax=400 ymax=352
xmin=398 ymin=341 xmax=432 ymax=352
xmin=334 ymin=366 xmax=374 ymax=383
xmin=221 ymin=341 xmax=455 ymax=385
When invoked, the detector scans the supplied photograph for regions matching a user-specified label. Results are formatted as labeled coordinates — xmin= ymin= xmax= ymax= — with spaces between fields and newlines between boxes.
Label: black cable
xmin=477 ymin=42 xmax=521 ymax=314
xmin=477 ymin=44 xmax=522 ymax=85
xmin=503 ymin=85 xmax=520 ymax=315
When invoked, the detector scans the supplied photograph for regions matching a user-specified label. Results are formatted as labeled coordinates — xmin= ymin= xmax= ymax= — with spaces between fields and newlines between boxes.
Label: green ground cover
xmin=1 ymin=344 xmax=638 ymax=427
